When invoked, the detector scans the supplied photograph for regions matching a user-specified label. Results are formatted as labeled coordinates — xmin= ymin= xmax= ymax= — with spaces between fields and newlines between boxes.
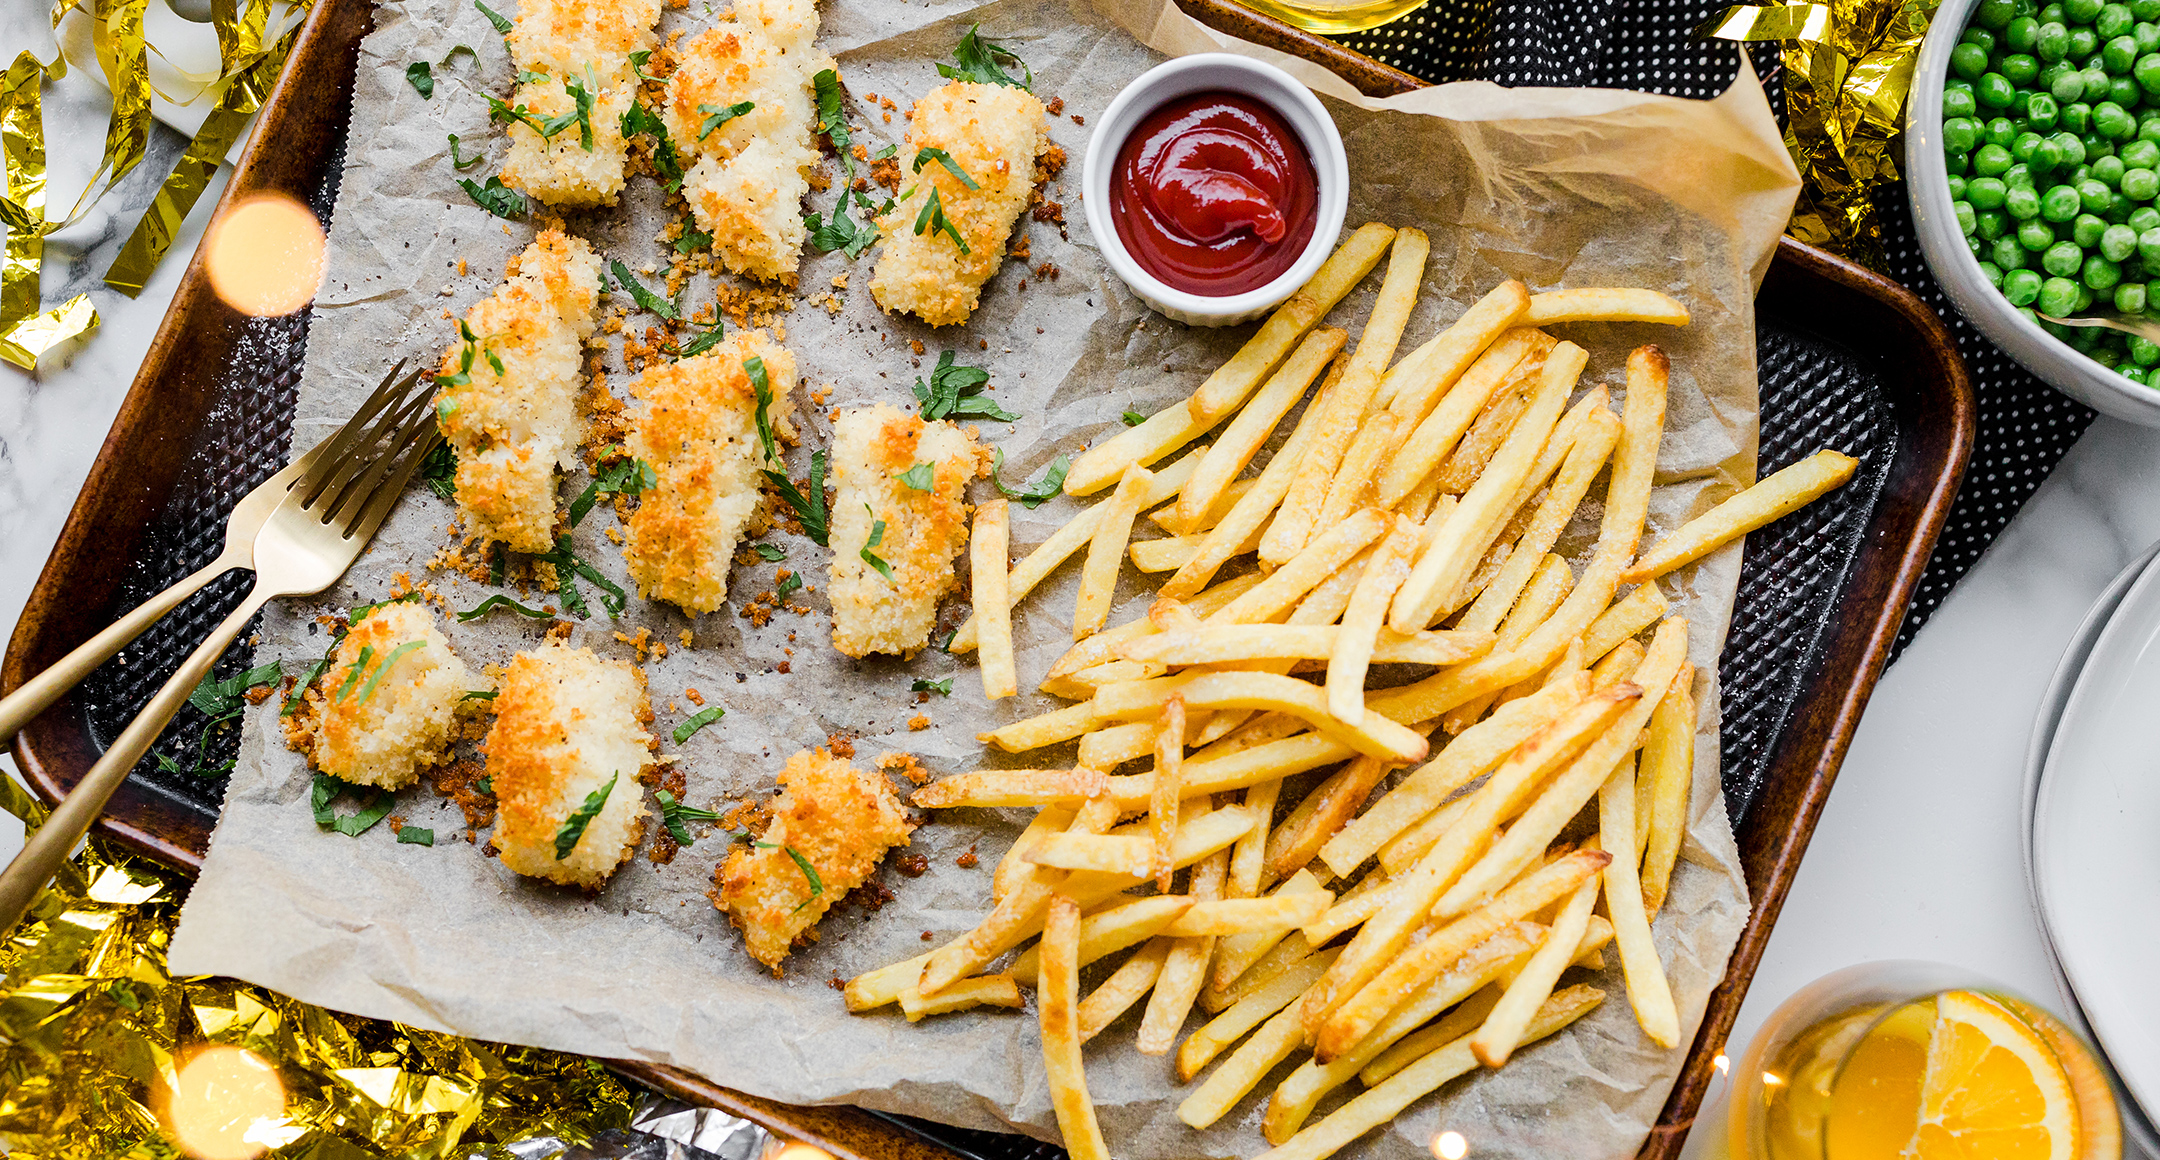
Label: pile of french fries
xmin=846 ymin=223 xmax=1861 ymax=1160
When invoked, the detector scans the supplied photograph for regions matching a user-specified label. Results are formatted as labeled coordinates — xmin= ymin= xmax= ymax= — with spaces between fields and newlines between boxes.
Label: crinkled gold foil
xmin=0 ymin=782 xmax=641 ymax=1157
xmin=1703 ymin=0 xmax=1936 ymax=268
xmin=0 ymin=50 xmax=99 ymax=371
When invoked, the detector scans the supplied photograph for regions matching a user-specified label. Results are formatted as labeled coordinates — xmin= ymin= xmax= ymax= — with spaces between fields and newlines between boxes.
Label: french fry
xmin=1229 ymin=778 xmax=1281 ymax=900
xmin=1141 ymin=848 xmax=1228 ymax=1055
xmin=1382 ymin=283 xmax=1535 ymax=427
xmin=950 ymin=447 xmax=1202 ymax=651
xmin=1152 ymin=477 xmax=1258 ymax=535
xmin=1210 ymin=929 xmax=1318 ymax=1013
xmin=1639 ymin=666 xmax=1697 ymax=915
xmin=1189 ymin=222 xmax=1395 ymax=422
xmin=1153 ymin=695 xmax=1186 ymax=890
xmin=1027 ymin=808 xmax=1254 ymax=876
xmin=1317 ymin=849 xmax=1610 ymax=1061
xmin=1213 ymin=508 xmax=1389 ymax=626
xmin=1163 ymin=359 xmax=1346 ymax=600
xmin=970 ymin=499 xmax=1017 ymax=698
xmin=1456 ymin=405 xmax=1622 ymax=635
xmin=1121 ymin=624 xmax=1496 ymax=667
xmin=1523 ymin=287 xmax=1690 ymax=326
xmin=1351 ymin=925 xmax=1555 ymax=1084
xmin=1375 ymin=790 xmax=1477 ymax=877
xmin=1262 ymin=228 xmax=1430 ymax=566
xmin=1582 ymin=583 xmax=1669 ymax=661
xmin=1623 ymin=449 xmax=1861 ymax=583
xmin=1391 ymin=341 xmax=1586 ymax=631
xmin=1470 ymin=872 xmax=1600 ymax=1066
xmin=1212 ymin=870 xmax=1325 ymax=996
xmin=1590 ymin=638 xmax=1646 ymax=691
xmin=1381 ymin=917 xmax=1612 ymax=1080
xmin=1077 ymin=722 xmax=1157 ymax=769
xmin=1177 ymin=985 xmax=1315 ymax=1129
xmin=1302 ymin=875 xmax=1396 ymax=945
xmin=1075 ymin=463 xmax=1154 ymax=639
xmin=1598 ymin=743 xmax=1680 ymax=1047
xmin=1179 ymin=327 xmax=1347 ymax=529
xmin=1078 ymin=940 xmax=1170 ymax=1041
xmin=1502 ymin=385 xmax=1604 ymax=516
xmin=1177 ymin=947 xmax=1343 ymax=1082
xmin=1062 ymin=398 xmax=1215 ymax=498
xmin=1265 ymin=754 xmax=1396 ymax=881
xmin=1323 ymin=675 xmax=1590 ymax=877
xmin=1374 ymin=329 xmax=1551 ymax=509
xmin=1009 ymin=894 xmax=1196 ymax=986
xmin=919 ymin=798 xmax=1118 ymax=995
xmin=913 ymin=769 xmax=1109 ymax=810
xmin=1265 ymin=985 xmax=1503 ymax=1145
xmin=1327 ymin=514 xmax=1424 ymax=723
xmin=1432 ymin=379 xmax=1532 ymax=496
xmin=899 ymin=973 xmax=1024 ymax=1021
xmin=1130 ymin=523 xmax=1265 ymax=572
xmin=1040 ymin=895 xmax=1109 ymax=1160
xmin=1316 ymin=411 xmax=1400 ymax=530
xmin=844 ymin=952 xmax=934 ymax=1012
xmin=1441 ymin=552 xmax=1575 ymax=734
xmin=1100 ymin=670 xmax=1429 ymax=763
xmin=997 ymin=806 xmax=1075 ymax=902
xmin=1160 ymin=892 xmax=1334 ymax=937
xmin=1048 ymin=572 xmax=1266 ymax=681
xmin=978 ymin=703 xmax=1100 ymax=753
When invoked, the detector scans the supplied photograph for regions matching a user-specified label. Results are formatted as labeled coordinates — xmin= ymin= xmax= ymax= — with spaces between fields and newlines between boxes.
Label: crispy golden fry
xmin=1382 ymin=282 xmax=1536 ymax=426
xmin=1322 ymin=675 xmax=1589 ymax=877
xmin=1177 ymin=948 xmax=1343 ymax=1082
xmin=1317 ymin=849 xmax=1610 ymax=1061
xmin=1470 ymin=872 xmax=1600 ymax=1066
xmin=1599 ymin=747 xmax=1680 ymax=1047
xmin=1047 ymin=572 xmax=1264 ymax=681
xmin=1502 ymin=385 xmax=1605 ymax=515
xmin=1026 ymin=808 xmax=1254 ymax=876
xmin=1327 ymin=514 xmax=1424 ymax=723
xmin=978 ymin=703 xmax=1100 ymax=753
xmin=1624 ymin=449 xmax=1860 ymax=583
xmin=1582 ymin=584 xmax=1670 ymax=661
xmin=950 ymin=449 xmax=1201 ymax=652
xmin=1153 ymin=477 xmax=1258 ymax=535
xmin=1009 ymin=894 xmax=1196 ymax=986
xmin=899 ymin=973 xmax=1024 ymax=1021
xmin=912 ymin=769 xmax=1109 ymax=810
xmin=1141 ymin=849 xmax=1228 ymax=1055
xmin=1364 ymin=920 xmax=1610 ymax=1084
xmin=1098 ymin=670 xmax=1429 ymax=763
xmin=1040 ymin=895 xmax=1109 ymax=1160
xmin=1189 ymin=223 xmax=1395 ymax=422
xmin=1302 ymin=873 xmax=1396 ymax=945
xmin=1329 ymin=924 xmax=1543 ymax=1088
xmin=1375 ymin=790 xmax=1477 ymax=878
xmin=1229 ymin=778 xmax=1281 ymax=901
xmin=972 ymin=499 xmax=1016 ymax=698
xmin=1265 ymin=753 xmax=1397 ymax=881
xmin=1153 ymin=695 xmax=1187 ymax=890
xmin=1264 ymin=229 xmax=1430 ymax=566
xmin=1316 ymin=411 xmax=1401 ymax=530
xmin=1392 ymin=342 xmax=1587 ymax=631
xmin=1266 ymin=986 xmax=1503 ymax=1145
xmin=1591 ymin=638 xmax=1647 ymax=691
xmin=1213 ymin=508 xmax=1389 ymax=626
xmin=1179 ymin=328 xmax=1347 ymax=529
xmin=1159 ymin=892 xmax=1333 ymax=937
xmin=1177 ymin=984 xmax=1315 ymax=1129
xmin=1120 ymin=624 xmax=1495 ymax=668
xmin=1432 ymin=380 xmax=1532 ymax=497
xmin=1374 ymin=330 xmax=1551 ymax=510
xmin=997 ymin=806 xmax=1074 ymax=902
xmin=1130 ymin=523 xmax=1264 ymax=572
xmin=1079 ymin=940 xmax=1170 ymax=1041
xmin=1640 ymin=666 xmax=1697 ymax=915
xmin=1456 ymin=405 xmax=1621 ymax=636
xmin=1212 ymin=870 xmax=1326 ymax=996
xmin=918 ymin=798 xmax=1118 ymax=995
xmin=1063 ymin=399 xmax=1214 ymax=498
xmin=1075 ymin=463 xmax=1154 ymax=639
xmin=844 ymin=952 xmax=933 ymax=1012
xmin=1523 ymin=287 xmax=1690 ymax=326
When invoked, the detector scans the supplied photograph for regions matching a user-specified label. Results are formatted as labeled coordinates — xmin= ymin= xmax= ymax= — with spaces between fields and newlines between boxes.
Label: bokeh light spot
xmin=1432 ymin=1129 xmax=1468 ymax=1159
xmin=203 ymin=192 xmax=325 ymax=317
xmin=772 ymin=1144 xmax=837 ymax=1160
xmin=158 ymin=1044 xmax=287 ymax=1160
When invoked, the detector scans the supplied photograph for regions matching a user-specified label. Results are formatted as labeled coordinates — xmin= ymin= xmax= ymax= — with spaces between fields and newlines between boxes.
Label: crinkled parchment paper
xmin=168 ymin=1 xmax=1798 ymax=1155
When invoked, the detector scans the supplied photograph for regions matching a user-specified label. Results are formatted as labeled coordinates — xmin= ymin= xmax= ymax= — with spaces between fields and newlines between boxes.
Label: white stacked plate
xmin=2026 ymin=540 xmax=2160 ymax=1157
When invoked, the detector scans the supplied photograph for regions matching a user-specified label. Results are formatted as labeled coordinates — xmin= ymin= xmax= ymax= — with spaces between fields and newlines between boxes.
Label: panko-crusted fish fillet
xmin=870 ymin=80 xmax=1049 ymax=327
xmin=487 ymin=639 xmax=655 ymax=888
xmin=712 ymin=747 xmax=914 ymax=972
xmin=292 ymin=599 xmax=472 ymax=790
xmin=665 ymin=5 xmax=833 ymax=279
xmin=498 ymin=0 xmax=663 ymax=206
xmin=436 ymin=230 xmax=601 ymax=553
xmin=623 ymin=330 xmax=798 ymax=613
xmin=826 ymin=404 xmax=980 ymax=658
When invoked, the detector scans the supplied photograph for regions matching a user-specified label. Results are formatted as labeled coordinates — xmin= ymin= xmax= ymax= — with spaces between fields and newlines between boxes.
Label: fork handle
xmin=0 ymin=550 xmax=246 ymax=746
xmin=0 ymin=581 xmax=273 ymax=933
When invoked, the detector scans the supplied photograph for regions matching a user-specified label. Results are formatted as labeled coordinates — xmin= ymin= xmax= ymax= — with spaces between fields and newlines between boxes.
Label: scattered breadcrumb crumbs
xmin=908 ymin=339 xmax=925 ymax=356
xmin=876 ymin=751 xmax=932 ymax=785
xmin=956 ymin=845 xmax=978 ymax=869
xmin=679 ymin=630 xmax=694 ymax=648
xmin=1045 ymin=97 xmax=1065 ymax=115
xmin=457 ymin=258 xmax=468 ymax=276
xmin=907 ymin=714 xmax=930 ymax=732
xmin=685 ymin=687 xmax=704 ymax=706
xmin=826 ymin=732 xmax=855 ymax=759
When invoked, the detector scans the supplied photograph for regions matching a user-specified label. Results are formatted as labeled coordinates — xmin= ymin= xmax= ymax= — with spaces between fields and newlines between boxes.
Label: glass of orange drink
xmin=1729 ymin=962 xmax=2121 ymax=1160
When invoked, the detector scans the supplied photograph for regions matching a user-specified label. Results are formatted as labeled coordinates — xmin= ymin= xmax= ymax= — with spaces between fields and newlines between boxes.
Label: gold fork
xmin=0 ymin=367 xmax=442 ymax=931
xmin=0 ymin=361 xmax=417 ymax=745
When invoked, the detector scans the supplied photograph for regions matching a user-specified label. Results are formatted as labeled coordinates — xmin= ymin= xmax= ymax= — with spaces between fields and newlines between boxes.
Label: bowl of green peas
xmin=1909 ymin=0 xmax=2160 ymax=424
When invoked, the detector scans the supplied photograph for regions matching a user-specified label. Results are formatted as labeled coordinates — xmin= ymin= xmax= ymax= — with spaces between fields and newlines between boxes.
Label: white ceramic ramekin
xmin=1082 ymin=53 xmax=1350 ymax=328
xmin=1907 ymin=0 xmax=2160 ymax=425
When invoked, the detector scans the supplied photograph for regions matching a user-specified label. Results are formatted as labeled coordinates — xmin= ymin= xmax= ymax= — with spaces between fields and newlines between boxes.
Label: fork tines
xmin=296 ymin=361 xmax=441 ymax=534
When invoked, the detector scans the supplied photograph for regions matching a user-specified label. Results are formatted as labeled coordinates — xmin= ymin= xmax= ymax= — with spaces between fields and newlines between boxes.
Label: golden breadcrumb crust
xmin=713 ymin=746 xmax=914 ymax=972
xmin=486 ymin=639 xmax=655 ymax=888
xmin=870 ymin=81 xmax=1049 ymax=327
xmin=499 ymin=0 xmax=662 ymax=206
xmin=623 ymin=330 xmax=798 ymax=613
xmin=306 ymin=601 xmax=473 ymax=789
xmin=827 ymin=403 xmax=979 ymax=657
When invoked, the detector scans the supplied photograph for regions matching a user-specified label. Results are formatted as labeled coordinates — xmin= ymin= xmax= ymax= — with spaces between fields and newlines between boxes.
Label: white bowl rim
xmin=1081 ymin=52 xmax=1350 ymax=322
xmin=1904 ymin=0 xmax=2160 ymax=425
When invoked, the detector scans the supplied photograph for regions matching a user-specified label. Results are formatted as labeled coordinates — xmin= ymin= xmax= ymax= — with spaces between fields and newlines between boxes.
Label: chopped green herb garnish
xmin=992 ymin=447 xmax=1069 ymax=509
xmin=349 ymin=591 xmax=424 ymax=624
xmin=335 ymin=645 xmax=375 ymax=702
xmin=460 ymin=175 xmax=526 ymax=219
xmin=485 ymin=94 xmax=551 ymax=136
xmin=474 ymin=0 xmax=513 ymax=33
xmin=397 ymin=826 xmax=435 ymax=846
xmin=873 ymin=143 xmax=897 ymax=160
xmin=407 ymin=61 xmax=435 ymax=99
xmin=860 ymin=508 xmax=895 ymax=583
xmin=456 ymin=594 xmax=551 ymax=622
xmin=812 ymin=68 xmax=852 ymax=176
xmin=912 ymin=350 xmax=1016 ymax=422
xmin=776 ymin=572 xmax=803 ymax=600
xmin=698 ymin=99 xmax=755 ymax=140
xmin=766 ymin=449 xmax=829 ymax=545
xmin=672 ymin=324 xmax=727 ymax=358
xmin=440 ymin=43 xmax=478 ymax=67
xmin=189 ymin=661 xmax=283 ymax=720
xmin=757 ymin=840 xmax=826 ymax=908
xmin=283 ymin=655 xmax=331 ymax=717
xmin=938 ymin=24 xmax=1032 ymax=90
xmin=747 ymin=356 xmax=780 ymax=468
xmin=654 ymin=790 xmax=726 ymax=845
xmin=568 ymin=452 xmax=656 ymax=527
xmin=896 ymin=462 xmax=935 ymax=491
xmin=609 ymin=259 xmax=679 ymax=320
xmin=674 ymin=219 xmax=713 ymax=255
xmin=753 ymin=542 xmax=787 ymax=561
xmin=538 ymin=535 xmax=629 ymax=618
xmin=912 ymin=146 xmax=980 ymax=190
xmin=911 ymin=677 xmax=954 ymax=697
xmin=621 ymin=102 xmax=686 ymax=190
xmin=1122 ymin=407 xmax=1146 ymax=427
xmin=672 ymin=706 xmax=726 ymax=745
xmin=461 ymin=689 xmax=498 ymax=701
xmin=420 ymin=441 xmax=458 ymax=501
xmin=356 ymin=640 xmax=426 ymax=704
xmin=312 ymin=771 xmax=393 ymax=837
xmin=913 ymin=186 xmax=970 ymax=253
xmin=547 ymin=66 xmax=599 ymax=152
xmin=628 ymin=48 xmax=660 ymax=81
xmin=553 ymin=772 xmax=617 ymax=859
xmin=516 ymin=67 xmax=548 ymax=84
xmin=489 ymin=542 xmax=507 ymax=587
xmin=447 ymin=133 xmax=484 ymax=171
xmin=804 ymin=188 xmax=879 ymax=259
xmin=477 ymin=776 xmax=494 ymax=794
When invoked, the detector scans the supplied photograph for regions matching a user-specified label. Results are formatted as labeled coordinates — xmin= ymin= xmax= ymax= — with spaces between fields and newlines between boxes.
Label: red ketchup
xmin=1111 ymin=90 xmax=1318 ymax=297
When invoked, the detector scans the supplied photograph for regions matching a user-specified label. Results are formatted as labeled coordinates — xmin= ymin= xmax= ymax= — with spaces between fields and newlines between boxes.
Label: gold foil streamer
xmin=0 ymin=51 xmax=99 ymax=371
xmin=1702 ymin=0 xmax=1936 ymax=267
xmin=0 ymin=782 xmax=641 ymax=1157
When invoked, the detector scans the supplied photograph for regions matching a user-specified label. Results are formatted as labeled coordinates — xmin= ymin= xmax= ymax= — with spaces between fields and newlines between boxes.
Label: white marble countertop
xmin=6 ymin=5 xmax=2159 ymax=1151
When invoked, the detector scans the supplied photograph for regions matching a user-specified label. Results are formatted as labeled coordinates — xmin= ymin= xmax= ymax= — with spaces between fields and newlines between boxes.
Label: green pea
xmin=2140 ymin=52 xmax=2160 ymax=94
xmin=2122 ymin=138 xmax=2159 ymax=166
xmin=2121 ymin=281 xmax=2152 ymax=311
xmin=2083 ymin=63 xmax=2114 ymax=95
xmin=2137 ymin=0 xmax=2159 ymax=19
xmin=2126 ymin=166 xmax=2160 ymax=197
xmin=2007 ymin=267 xmax=2047 ymax=303
xmin=2103 ymin=220 xmax=2140 ymax=256
xmin=2030 ymin=92 xmax=2063 ymax=130
xmin=2044 ymin=182 xmax=2086 ymax=219
xmin=2009 ymin=14 xmax=2044 ymax=50
xmin=2140 ymin=20 xmax=2160 ymax=51
xmin=2131 ymin=332 xmax=2160 ymax=361
xmin=2039 ymin=19 xmax=2073 ymax=59
xmin=2014 ymin=131 xmax=2047 ymax=165
xmin=1988 ymin=116 xmax=2019 ymax=145
xmin=2105 ymin=2 xmax=2137 ymax=34
xmin=2088 ymin=252 xmax=2125 ymax=286
xmin=2009 ymin=183 xmax=2046 ymax=218
xmin=2128 ymin=204 xmax=2158 ymax=227
xmin=2095 ymin=343 xmax=2124 ymax=365
xmin=2108 ymin=33 xmax=2142 ymax=70
xmin=2138 ymin=223 xmax=2160 ymax=261
xmin=1957 ymin=200 xmax=1980 ymax=235
xmin=2083 ymin=176 xmax=2117 ymax=207
xmin=2023 ymin=218 xmax=2059 ymax=248
xmin=1945 ymin=116 xmax=1982 ymax=152
xmin=1973 ymin=177 xmax=2012 ymax=212
xmin=1966 ymin=25 xmax=2001 ymax=51
xmin=2041 ymin=275 xmax=2085 ymax=313
xmin=2047 ymin=1 xmax=2071 ymax=20
xmin=1996 ymin=233 xmax=2029 ymax=266
xmin=1980 ymin=72 xmax=2020 ymax=108
xmin=2045 ymin=239 xmax=2087 ymax=273
xmin=1980 ymin=211 xmax=2010 ymax=243
xmin=2110 ymin=74 xmax=2142 ymax=104
xmin=2076 ymin=211 xmax=2110 ymax=243
xmin=2065 ymin=100 xmax=2095 ymax=131
xmin=2008 ymin=162 xmax=2037 ymax=187
xmin=1978 ymin=143 xmax=2017 ymax=174
xmin=2082 ymin=131 xmax=2113 ymax=157
xmin=2074 ymin=26 xmax=2103 ymax=57
xmin=1951 ymin=149 xmax=1973 ymax=174
xmin=2097 ymin=153 xmax=2130 ymax=182
xmin=2072 ymin=162 xmax=2096 ymax=183
xmin=2004 ymin=52 xmax=2042 ymax=83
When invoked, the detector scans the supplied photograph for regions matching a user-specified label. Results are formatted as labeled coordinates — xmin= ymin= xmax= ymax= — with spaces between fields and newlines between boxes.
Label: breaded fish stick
xmin=487 ymin=640 xmax=654 ymax=888
xmin=298 ymin=600 xmax=473 ymax=790
xmin=499 ymin=0 xmax=663 ymax=206
xmin=827 ymin=403 xmax=979 ymax=657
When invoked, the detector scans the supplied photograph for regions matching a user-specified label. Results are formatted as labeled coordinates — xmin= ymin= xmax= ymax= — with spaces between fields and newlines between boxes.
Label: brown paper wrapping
xmin=168 ymin=1 xmax=1799 ymax=1156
